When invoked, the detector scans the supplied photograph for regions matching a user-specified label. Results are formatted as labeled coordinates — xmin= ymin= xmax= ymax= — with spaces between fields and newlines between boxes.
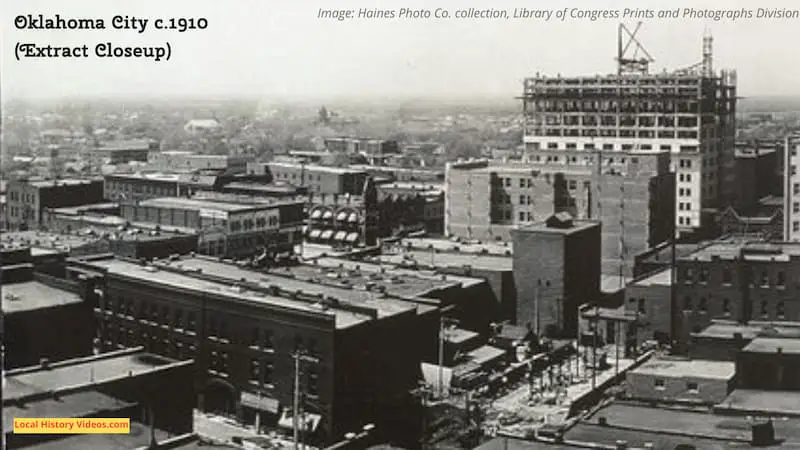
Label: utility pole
xmin=438 ymin=304 xmax=456 ymax=398
xmin=592 ymin=306 xmax=598 ymax=390
xmin=293 ymin=350 xmax=305 ymax=450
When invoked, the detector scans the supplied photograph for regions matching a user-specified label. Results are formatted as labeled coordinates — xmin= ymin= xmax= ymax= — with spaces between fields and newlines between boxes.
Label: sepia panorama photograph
xmin=2 ymin=0 xmax=800 ymax=449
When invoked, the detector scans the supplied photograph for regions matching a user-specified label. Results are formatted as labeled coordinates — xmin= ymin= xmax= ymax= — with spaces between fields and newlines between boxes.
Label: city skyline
xmin=2 ymin=0 xmax=800 ymax=102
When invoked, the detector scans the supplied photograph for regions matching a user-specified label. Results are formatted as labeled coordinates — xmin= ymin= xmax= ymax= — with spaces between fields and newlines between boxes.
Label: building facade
xmin=68 ymin=255 xmax=426 ymax=446
xmin=445 ymin=151 xmax=674 ymax=277
xmin=1 ymin=268 xmax=94 ymax=369
xmin=119 ymin=194 xmax=304 ymax=259
xmin=674 ymin=239 xmax=800 ymax=351
xmin=248 ymin=162 xmax=368 ymax=196
xmin=5 ymin=178 xmax=104 ymax=231
xmin=511 ymin=214 xmax=601 ymax=338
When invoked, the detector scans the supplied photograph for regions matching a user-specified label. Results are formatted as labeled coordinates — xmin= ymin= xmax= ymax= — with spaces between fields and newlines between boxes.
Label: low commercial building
xmin=42 ymin=202 xmax=120 ymax=232
xmin=147 ymin=150 xmax=248 ymax=174
xmin=1 ymin=270 xmax=94 ymax=369
xmin=120 ymin=194 xmax=304 ymax=259
xmin=689 ymin=322 xmax=800 ymax=362
xmin=625 ymin=358 xmax=737 ymax=405
xmin=3 ymin=348 xmax=194 ymax=449
xmin=67 ymin=254 xmax=429 ymax=446
xmin=623 ymin=268 xmax=672 ymax=344
xmin=737 ymin=337 xmax=800 ymax=391
xmin=88 ymin=139 xmax=156 ymax=167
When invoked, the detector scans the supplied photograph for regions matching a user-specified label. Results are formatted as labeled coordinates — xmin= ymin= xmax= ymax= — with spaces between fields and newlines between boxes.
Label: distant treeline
xmin=739 ymin=96 xmax=800 ymax=114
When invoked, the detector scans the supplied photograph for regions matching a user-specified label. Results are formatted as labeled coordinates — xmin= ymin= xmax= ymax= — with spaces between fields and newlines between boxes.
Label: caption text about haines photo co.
xmin=10 ymin=14 xmax=210 ymax=63
xmin=317 ymin=7 xmax=800 ymax=22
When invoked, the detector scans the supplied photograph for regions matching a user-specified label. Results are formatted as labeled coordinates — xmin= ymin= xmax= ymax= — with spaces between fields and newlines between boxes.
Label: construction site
xmin=518 ymin=23 xmax=738 ymax=234
xmin=445 ymin=23 xmax=737 ymax=279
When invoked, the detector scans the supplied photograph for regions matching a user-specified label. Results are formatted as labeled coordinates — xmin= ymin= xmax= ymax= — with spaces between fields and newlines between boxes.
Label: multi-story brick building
xmin=119 ymin=194 xmax=304 ymax=259
xmin=375 ymin=182 xmax=445 ymax=236
xmin=5 ymin=178 xmax=104 ymax=231
xmin=511 ymin=214 xmax=601 ymax=338
xmin=445 ymin=151 xmax=674 ymax=277
xmin=785 ymin=135 xmax=800 ymax=241
xmin=67 ymin=254 xmax=430 ymax=447
xmin=520 ymin=36 xmax=737 ymax=235
xmin=674 ymin=239 xmax=800 ymax=351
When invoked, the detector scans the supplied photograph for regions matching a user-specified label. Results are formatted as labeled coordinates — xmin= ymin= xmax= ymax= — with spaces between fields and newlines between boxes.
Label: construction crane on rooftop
xmin=616 ymin=22 xmax=655 ymax=75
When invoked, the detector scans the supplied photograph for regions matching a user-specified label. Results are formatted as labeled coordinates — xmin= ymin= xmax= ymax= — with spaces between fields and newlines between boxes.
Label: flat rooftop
xmin=268 ymin=161 xmax=367 ymax=175
xmin=2 ymin=280 xmax=82 ymax=314
xmin=0 ymin=231 xmax=100 ymax=250
xmin=692 ymin=322 xmax=800 ymax=340
xmin=515 ymin=218 xmax=599 ymax=236
xmin=3 ymin=349 xmax=178 ymax=402
xmin=720 ymin=389 xmax=800 ymax=417
xmin=311 ymin=256 xmax=483 ymax=296
xmin=682 ymin=238 xmax=800 ymax=262
xmin=742 ymin=337 xmax=800 ymax=354
xmin=105 ymin=172 xmax=181 ymax=182
xmin=25 ymin=178 xmax=101 ymax=188
xmin=630 ymin=358 xmax=736 ymax=380
xmin=47 ymin=202 xmax=118 ymax=215
xmin=3 ymin=390 xmax=135 ymax=434
xmin=139 ymin=196 xmax=279 ymax=212
xmin=630 ymin=269 xmax=672 ymax=287
xmin=81 ymin=256 xmax=418 ymax=328
xmin=577 ymin=402 xmax=800 ymax=447
xmin=377 ymin=249 xmax=513 ymax=272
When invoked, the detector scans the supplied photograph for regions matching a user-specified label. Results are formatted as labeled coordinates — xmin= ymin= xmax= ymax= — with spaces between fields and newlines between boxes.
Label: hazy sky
xmin=2 ymin=0 xmax=799 ymax=101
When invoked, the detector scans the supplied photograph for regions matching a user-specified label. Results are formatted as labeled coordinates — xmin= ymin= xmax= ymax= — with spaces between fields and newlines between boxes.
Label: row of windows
xmin=7 ymin=191 xmax=35 ymax=203
xmin=105 ymin=296 xmax=319 ymax=355
xmin=103 ymin=320 xmax=319 ymax=391
xmin=681 ymin=266 xmax=787 ymax=287
xmin=683 ymin=296 xmax=787 ymax=319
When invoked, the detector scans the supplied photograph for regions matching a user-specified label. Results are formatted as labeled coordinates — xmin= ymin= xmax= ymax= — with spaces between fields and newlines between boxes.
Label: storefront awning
xmin=336 ymin=211 xmax=348 ymax=221
xmin=334 ymin=231 xmax=348 ymax=241
xmin=240 ymin=392 xmax=280 ymax=413
xmin=348 ymin=213 xmax=359 ymax=223
xmin=345 ymin=232 xmax=359 ymax=243
xmin=322 ymin=210 xmax=334 ymax=220
xmin=320 ymin=230 xmax=334 ymax=240
xmin=309 ymin=229 xmax=322 ymax=239
xmin=310 ymin=209 xmax=322 ymax=219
